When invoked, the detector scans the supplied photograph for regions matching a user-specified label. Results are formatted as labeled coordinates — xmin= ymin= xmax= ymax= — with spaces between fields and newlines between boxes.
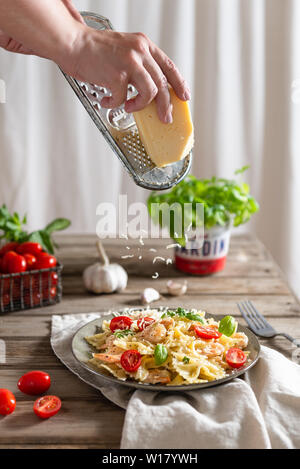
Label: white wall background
xmin=0 ymin=0 xmax=299 ymax=298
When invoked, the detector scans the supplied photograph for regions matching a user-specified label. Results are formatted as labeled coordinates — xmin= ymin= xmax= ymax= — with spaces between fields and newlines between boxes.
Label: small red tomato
xmin=33 ymin=395 xmax=61 ymax=419
xmin=137 ymin=317 xmax=155 ymax=331
xmin=42 ymin=272 xmax=58 ymax=290
xmin=194 ymin=325 xmax=222 ymax=340
xmin=16 ymin=242 xmax=42 ymax=256
xmin=18 ymin=371 xmax=51 ymax=395
xmin=24 ymin=253 xmax=37 ymax=270
xmin=0 ymin=242 xmax=19 ymax=257
xmin=24 ymin=290 xmax=42 ymax=307
xmin=35 ymin=253 xmax=57 ymax=270
xmin=2 ymin=251 xmax=27 ymax=273
xmin=0 ymin=389 xmax=16 ymax=415
xmin=120 ymin=350 xmax=142 ymax=372
xmin=109 ymin=316 xmax=133 ymax=333
xmin=0 ymin=258 xmax=2 ymax=273
xmin=43 ymin=287 xmax=57 ymax=300
xmin=225 ymin=348 xmax=247 ymax=369
xmin=1 ymin=293 xmax=10 ymax=308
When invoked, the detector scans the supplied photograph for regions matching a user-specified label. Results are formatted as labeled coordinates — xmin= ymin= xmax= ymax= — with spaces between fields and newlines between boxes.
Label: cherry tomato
xmin=24 ymin=291 xmax=42 ymax=307
xmin=24 ymin=253 xmax=37 ymax=270
xmin=225 ymin=348 xmax=247 ymax=368
xmin=0 ymin=389 xmax=16 ymax=415
xmin=137 ymin=317 xmax=155 ymax=331
xmin=18 ymin=371 xmax=51 ymax=395
xmin=33 ymin=395 xmax=61 ymax=419
xmin=110 ymin=316 xmax=133 ymax=333
xmin=16 ymin=242 xmax=42 ymax=256
xmin=1 ymin=292 xmax=10 ymax=308
xmin=35 ymin=253 xmax=57 ymax=270
xmin=194 ymin=325 xmax=222 ymax=340
xmin=0 ymin=258 xmax=3 ymax=272
xmin=2 ymin=251 xmax=27 ymax=273
xmin=120 ymin=350 xmax=142 ymax=372
xmin=42 ymin=272 xmax=58 ymax=287
xmin=43 ymin=287 xmax=57 ymax=300
xmin=0 ymin=242 xmax=18 ymax=257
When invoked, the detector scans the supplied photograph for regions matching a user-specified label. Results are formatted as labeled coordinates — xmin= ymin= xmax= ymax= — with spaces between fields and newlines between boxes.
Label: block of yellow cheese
xmin=133 ymin=88 xmax=194 ymax=168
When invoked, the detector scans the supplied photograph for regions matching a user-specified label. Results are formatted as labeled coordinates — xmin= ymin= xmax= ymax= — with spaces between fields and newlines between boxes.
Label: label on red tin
xmin=175 ymin=228 xmax=231 ymax=261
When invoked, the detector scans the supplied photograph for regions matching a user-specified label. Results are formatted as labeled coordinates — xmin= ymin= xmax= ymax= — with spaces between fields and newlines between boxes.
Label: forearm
xmin=0 ymin=0 xmax=82 ymax=66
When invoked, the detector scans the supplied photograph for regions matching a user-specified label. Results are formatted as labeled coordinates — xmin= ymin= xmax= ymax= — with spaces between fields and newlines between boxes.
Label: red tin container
xmin=174 ymin=225 xmax=231 ymax=275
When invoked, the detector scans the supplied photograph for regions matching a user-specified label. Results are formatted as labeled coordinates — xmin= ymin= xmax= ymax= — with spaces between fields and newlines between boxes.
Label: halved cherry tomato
xmin=24 ymin=253 xmax=37 ymax=270
xmin=16 ymin=242 xmax=42 ymax=256
xmin=18 ymin=371 xmax=51 ymax=395
xmin=0 ymin=242 xmax=18 ymax=257
xmin=0 ymin=389 xmax=16 ymax=415
xmin=120 ymin=350 xmax=142 ymax=372
xmin=110 ymin=316 xmax=133 ymax=333
xmin=194 ymin=325 xmax=222 ymax=340
xmin=137 ymin=317 xmax=155 ymax=331
xmin=33 ymin=395 xmax=61 ymax=419
xmin=2 ymin=251 xmax=27 ymax=273
xmin=225 ymin=348 xmax=247 ymax=368
xmin=35 ymin=253 xmax=57 ymax=270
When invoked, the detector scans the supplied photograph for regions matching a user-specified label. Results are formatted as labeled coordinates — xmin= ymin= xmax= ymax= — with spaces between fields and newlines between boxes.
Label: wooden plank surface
xmin=0 ymin=233 xmax=299 ymax=449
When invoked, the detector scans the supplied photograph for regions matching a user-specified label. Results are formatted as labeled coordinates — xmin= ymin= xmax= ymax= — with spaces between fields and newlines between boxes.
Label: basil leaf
xmin=185 ymin=312 xmax=204 ymax=323
xmin=45 ymin=218 xmax=71 ymax=234
xmin=218 ymin=315 xmax=237 ymax=337
xmin=154 ymin=344 xmax=168 ymax=365
xmin=147 ymin=167 xmax=259 ymax=240
xmin=183 ymin=356 xmax=190 ymax=364
xmin=114 ymin=329 xmax=134 ymax=339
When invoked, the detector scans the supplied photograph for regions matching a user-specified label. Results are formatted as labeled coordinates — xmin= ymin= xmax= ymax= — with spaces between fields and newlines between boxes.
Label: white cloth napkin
xmin=51 ymin=313 xmax=300 ymax=449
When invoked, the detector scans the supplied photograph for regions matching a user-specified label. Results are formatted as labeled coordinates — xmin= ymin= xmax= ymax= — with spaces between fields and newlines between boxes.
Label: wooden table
xmin=0 ymin=233 xmax=299 ymax=449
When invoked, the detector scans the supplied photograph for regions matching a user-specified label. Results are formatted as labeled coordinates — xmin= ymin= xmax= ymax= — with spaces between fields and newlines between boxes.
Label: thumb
xmin=61 ymin=0 xmax=85 ymax=25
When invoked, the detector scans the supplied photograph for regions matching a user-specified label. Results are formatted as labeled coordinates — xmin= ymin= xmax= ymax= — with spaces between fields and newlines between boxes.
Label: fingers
xmin=143 ymin=57 xmax=172 ymax=123
xmin=124 ymin=69 xmax=158 ymax=114
xmin=150 ymin=45 xmax=191 ymax=102
xmin=100 ymin=73 xmax=129 ymax=109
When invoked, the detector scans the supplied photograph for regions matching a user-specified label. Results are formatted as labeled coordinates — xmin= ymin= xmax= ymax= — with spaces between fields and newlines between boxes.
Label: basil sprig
xmin=218 ymin=315 xmax=237 ymax=337
xmin=0 ymin=204 xmax=71 ymax=254
xmin=154 ymin=344 xmax=168 ymax=365
xmin=114 ymin=329 xmax=134 ymax=339
xmin=162 ymin=307 xmax=204 ymax=324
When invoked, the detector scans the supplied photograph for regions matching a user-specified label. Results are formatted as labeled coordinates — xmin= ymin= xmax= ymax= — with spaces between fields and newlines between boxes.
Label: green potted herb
xmin=147 ymin=167 xmax=259 ymax=274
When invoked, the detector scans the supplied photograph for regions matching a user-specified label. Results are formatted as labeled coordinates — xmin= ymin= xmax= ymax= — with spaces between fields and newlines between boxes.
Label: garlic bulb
xmin=166 ymin=280 xmax=187 ymax=296
xmin=141 ymin=288 xmax=160 ymax=305
xmin=83 ymin=241 xmax=128 ymax=294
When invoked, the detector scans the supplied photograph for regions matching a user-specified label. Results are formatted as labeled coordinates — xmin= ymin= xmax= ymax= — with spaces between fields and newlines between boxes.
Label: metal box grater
xmin=60 ymin=11 xmax=192 ymax=190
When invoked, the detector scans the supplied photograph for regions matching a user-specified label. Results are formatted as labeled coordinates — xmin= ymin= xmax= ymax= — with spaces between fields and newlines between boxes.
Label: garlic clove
xmin=141 ymin=287 xmax=160 ymax=305
xmin=166 ymin=280 xmax=187 ymax=296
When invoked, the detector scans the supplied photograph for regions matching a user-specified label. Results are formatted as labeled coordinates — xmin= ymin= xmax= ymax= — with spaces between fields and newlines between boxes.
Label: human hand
xmin=0 ymin=0 xmax=84 ymax=57
xmin=64 ymin=28 xmax=191 ymax=123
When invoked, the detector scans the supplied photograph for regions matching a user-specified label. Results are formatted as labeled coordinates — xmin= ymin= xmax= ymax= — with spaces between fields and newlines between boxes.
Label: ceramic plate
xmin=72 ymin=307 xmax=260 ymax=391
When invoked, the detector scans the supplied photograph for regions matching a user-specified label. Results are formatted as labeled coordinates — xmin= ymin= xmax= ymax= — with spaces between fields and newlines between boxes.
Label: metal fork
xmin=237 ymin=300 xmax=300 ymax=347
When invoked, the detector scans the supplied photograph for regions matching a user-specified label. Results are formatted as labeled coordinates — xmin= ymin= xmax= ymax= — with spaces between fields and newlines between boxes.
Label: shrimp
xmin=93 ymin=353 xmax=122 ymax=363
xmin=144 ymin=370 xmax=171 ymax=384
xmin=160 ymin=317 xmax=174 ymax=329
xmin=137 ymin=323 xmax=167 ymax=344
xmin=231 ymin=332 xmax=248 ymax=349
xmin=203 ymin=342 xmax=225 ymax=358
xmin=98 ymin=335 xmax=124 ymax=355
